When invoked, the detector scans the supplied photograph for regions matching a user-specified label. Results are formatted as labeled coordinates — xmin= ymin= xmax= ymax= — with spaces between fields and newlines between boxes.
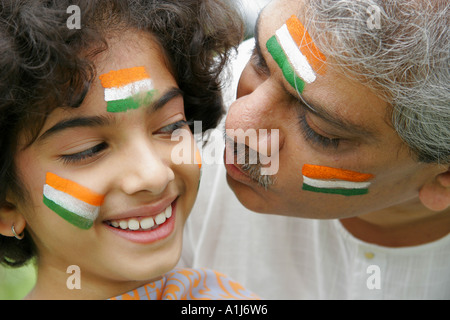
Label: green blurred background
xmin=0 ymin=264 xmax=36 ymax=299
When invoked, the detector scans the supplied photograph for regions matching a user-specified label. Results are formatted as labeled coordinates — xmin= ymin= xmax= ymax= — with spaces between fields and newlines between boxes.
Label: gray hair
xmin=303 ymin=0 xmax=449 ymax=164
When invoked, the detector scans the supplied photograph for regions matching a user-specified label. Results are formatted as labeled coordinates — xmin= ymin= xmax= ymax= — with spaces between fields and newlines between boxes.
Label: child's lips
xmin=106 ymin=204 xmax=173 ymax=231
xmin=104 ymin=195 xmax=177 ymax=222
xmin=103 ymin=198 xmax=178 ymax=244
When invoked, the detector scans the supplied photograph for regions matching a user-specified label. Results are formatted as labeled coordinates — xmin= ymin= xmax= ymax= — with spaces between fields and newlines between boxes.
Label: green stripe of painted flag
xmin=266 ymin=36 xmax=305 ymax=94
xmin=302 ymin=184 xmax=369 ymax=196
xmin=107 ymin=90 xmax=157 ymax=113
xmin=43 ymin=196 xmax=94 ymax=230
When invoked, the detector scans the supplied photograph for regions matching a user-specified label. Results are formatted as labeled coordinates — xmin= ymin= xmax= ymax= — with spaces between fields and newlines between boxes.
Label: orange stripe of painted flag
xmin=286 ymin=15 xmax=326 ymax=75
xmin=195 ymin=150 xmax=202 ymax=169
xmin=302 ymin=164 xmax=374 ymax=182
xmin=99 ymin=67 xmax=150 ymax=89
xmin=45 ymin=172 xmax=104 ymax=206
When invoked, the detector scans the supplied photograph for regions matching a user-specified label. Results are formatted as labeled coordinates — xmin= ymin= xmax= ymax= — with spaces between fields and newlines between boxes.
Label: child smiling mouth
xmin=106 ymin=204 xmax=173 ymax=231
xmin=103 ymin=199 xmax=178 ymax=245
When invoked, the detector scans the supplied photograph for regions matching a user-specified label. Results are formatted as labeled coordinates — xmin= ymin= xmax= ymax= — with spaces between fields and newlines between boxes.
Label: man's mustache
xmin=224 ymin=132 xmax=276 ymax=190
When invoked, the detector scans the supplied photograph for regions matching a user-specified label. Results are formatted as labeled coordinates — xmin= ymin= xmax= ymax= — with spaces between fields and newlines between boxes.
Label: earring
xmin=11 ymin=224 xmax=24 ymax=240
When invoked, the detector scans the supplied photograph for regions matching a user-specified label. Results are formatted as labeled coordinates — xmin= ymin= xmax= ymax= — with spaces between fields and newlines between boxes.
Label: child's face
xmin=13 ymin=31 xmax=200 ymax=296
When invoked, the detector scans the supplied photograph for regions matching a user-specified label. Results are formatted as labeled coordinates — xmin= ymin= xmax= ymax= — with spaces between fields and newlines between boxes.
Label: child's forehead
xmin=93 ymin=32 xmax=176 ymax=88
xmin=77 ymin=32 xmax=179 ymax=116
xmin=94 ymin=30 xmax=167 ymax=67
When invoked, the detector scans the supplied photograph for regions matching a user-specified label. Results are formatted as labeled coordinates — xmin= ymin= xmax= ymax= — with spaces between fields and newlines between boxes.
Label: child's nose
xmin=119 ymin=140 xmax=175 ymax=196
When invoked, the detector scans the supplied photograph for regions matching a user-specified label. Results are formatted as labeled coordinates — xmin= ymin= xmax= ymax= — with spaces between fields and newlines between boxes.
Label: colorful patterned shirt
xmin=110 ymin=268 xmax=260 ymax=300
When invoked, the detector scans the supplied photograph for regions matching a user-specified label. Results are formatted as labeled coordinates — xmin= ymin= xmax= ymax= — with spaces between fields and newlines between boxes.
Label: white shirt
xmin=179 ymin=39 xmax=450 ymax=300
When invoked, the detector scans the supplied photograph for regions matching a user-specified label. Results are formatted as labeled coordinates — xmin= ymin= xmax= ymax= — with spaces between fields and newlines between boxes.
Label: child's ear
xmin=0 ymin=201 xmax=26 ymax=238
xmin=419 ymin=168 xmax=450 ymax=212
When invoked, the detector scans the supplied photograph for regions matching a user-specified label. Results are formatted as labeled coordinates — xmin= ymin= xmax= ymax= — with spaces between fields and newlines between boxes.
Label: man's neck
xmin=340 ymin=199 xmax=450 ymax=247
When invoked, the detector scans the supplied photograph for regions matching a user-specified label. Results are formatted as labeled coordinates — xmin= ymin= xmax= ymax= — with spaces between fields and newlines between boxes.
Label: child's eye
xmin=155 ymin=120 xmax=191 ymax=135
xmin=59 ymin=142 xmax=108 ymax=164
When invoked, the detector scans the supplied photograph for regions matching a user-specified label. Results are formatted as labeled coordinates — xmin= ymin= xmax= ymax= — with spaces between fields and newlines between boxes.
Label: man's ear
xmin=419 ymin=168 xmax=450 ymax=212
xmin=0 ymin=201 xmax=27 ymax=238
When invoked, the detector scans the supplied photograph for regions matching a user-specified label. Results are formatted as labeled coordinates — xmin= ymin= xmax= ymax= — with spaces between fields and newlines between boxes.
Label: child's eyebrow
xmin=36 ymin=87 xmax=183 ymax=144
xmin=36 ymin=115 xmax=113 ymax=144
xmin=148 ymin=87 xmax=183 ymax=113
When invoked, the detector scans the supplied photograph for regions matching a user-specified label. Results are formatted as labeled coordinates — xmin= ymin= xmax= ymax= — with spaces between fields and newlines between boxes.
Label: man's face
xmin=224 ymin=0 xmax=440 ymax=219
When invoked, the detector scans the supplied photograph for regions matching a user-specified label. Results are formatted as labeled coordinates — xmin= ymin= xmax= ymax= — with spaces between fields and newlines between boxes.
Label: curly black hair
xmin=0 ymin=0 xmax=243 ymax=267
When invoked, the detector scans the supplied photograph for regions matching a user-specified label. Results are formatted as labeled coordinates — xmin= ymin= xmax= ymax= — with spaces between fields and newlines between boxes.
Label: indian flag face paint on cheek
xmin=302 ymin=164 xmax=374 ymax=196
xmin=99 ymin=66 xmax=157 ymax=113
xmin=266 ymin=15 xmax=326 ymax=93
xmin=43 ymin=173 xmax=105 ymax=230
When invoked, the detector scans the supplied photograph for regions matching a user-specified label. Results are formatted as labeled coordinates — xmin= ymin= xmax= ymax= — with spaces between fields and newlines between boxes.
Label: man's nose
xmin=226 ymin=78 xmax=285 ymax=152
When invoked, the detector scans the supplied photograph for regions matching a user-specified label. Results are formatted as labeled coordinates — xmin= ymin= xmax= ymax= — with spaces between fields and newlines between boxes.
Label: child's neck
xmin=24 ymin=262 xmax=160 ymax=300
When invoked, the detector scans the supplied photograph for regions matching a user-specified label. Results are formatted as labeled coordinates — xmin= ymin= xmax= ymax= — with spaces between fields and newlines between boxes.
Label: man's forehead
xmin=254 ymin=2 xmax=300 ymax=58
xmin=258 ymin=0 xmax=305 ymax=31
xmin=253 ymin=1 xmax=386 ymax=143
xmin=259 ymin=2 xmax=327 ymax=91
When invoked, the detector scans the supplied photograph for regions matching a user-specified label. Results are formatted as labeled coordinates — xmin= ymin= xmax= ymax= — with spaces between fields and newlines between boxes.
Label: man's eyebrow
xmin=37 ymin=87 xmax=184 ymax=143
xmin=254 ymin=12 xmax=263 ymax=57
xmin=296 ymin=92 xmax=378 ymax=140
xmin=253 ymin=11 xmax=267 ymax=69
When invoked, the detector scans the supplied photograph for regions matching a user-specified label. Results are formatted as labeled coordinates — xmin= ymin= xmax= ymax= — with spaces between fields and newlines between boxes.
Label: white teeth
xmin=140 ymin=217 xmax=155 ymax=230
xmin=111 ymin=221 xmax=120 ymax=228
xmin=128 ymin=219 xmax=140 ymax=231
xmin=119 ymin=220 xmax=128 ymax=230
xmin=154 ymin=212 xmax=166 ymax=225
xmin=165 ymin=205 xmax=172 ymax=219
xmin=109 ymin=204 xmax=172 ymax=231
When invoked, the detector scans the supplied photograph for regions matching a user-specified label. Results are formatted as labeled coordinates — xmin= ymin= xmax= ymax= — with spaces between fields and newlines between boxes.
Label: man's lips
xmin=224 ymin=145 xmax=255 ymax=186
xmin=223 ymin=136 xmax=276 ymax=189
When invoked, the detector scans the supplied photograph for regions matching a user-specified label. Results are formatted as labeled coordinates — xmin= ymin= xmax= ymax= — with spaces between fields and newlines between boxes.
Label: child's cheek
xmin=43 ymin=172 xmax=105 ymax=230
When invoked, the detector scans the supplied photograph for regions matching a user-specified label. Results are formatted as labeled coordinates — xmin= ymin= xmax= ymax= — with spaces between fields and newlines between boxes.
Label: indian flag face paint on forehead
xmin=99 ymin=66 xmax=157 ymax=113
xmin=266 ymin=15 xmax=326 ymax=93
xmin=302 ymin=164 xmax=374 ymax=196
xmin=43 ymin=173 xmax=105 ymax=230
